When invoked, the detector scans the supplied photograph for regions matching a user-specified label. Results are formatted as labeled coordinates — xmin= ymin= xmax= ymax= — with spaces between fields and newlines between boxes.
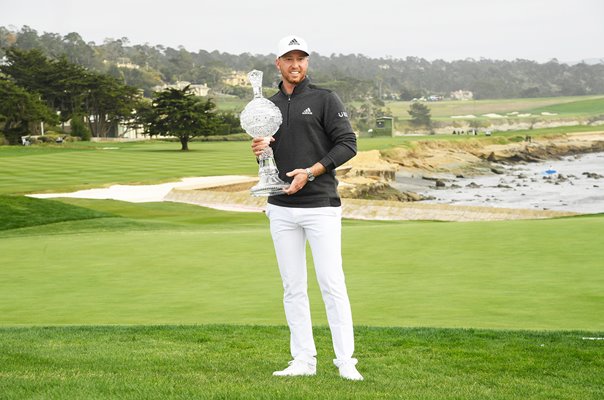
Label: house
xmin=116 ymin=57 xmax=140 ymax=70
xmin=223 ymin=71 xmax=250 ymax=87
xmin=450 ymin=90 xmax=474 ymax=101
xmin=152 ymin=81 xmax=210 ymax=97
xmin=103 ymin=58 xmax=140 ymax=70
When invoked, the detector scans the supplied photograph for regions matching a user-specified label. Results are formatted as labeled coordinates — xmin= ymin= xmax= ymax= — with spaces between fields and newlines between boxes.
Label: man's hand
xmin=251 ymin=137 xmax=274 ymax=157
xmin=283 ymin=163 xmax=326 ymax=195
xmin=284 ymin=169 xmax=308 ymax=195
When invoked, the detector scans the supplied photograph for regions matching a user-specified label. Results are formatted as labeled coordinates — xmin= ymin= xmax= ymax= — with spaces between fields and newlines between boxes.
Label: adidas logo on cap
xmin=278 ymin=35 xmax=309 ymax=57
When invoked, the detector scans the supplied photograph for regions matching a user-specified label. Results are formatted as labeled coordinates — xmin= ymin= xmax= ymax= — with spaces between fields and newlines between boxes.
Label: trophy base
xmin=251 ymin=152 xmax=289 ymax=196
xmin=250 ymin=182 xmax=289 ymax=197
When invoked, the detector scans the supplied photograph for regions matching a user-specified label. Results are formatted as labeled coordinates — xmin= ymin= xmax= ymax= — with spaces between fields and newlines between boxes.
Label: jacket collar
xmin=279 ymin=77 xmax=310 ymax=98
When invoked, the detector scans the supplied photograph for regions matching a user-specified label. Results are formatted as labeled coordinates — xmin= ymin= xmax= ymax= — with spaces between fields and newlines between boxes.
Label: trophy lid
xmin=248 ymin=70 xmax=264 ymax=98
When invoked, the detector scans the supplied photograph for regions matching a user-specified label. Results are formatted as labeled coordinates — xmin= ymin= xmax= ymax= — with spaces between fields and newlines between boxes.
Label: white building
xmin=450 ymin=90 xmax=474 ymax=101
xmin=153 ymin=81 xmax=211 ymax=97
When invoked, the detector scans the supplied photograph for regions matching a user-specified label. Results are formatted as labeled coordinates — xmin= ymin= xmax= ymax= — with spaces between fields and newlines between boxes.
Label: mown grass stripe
xmin=0 ymin=141 xmax=258 ymax=194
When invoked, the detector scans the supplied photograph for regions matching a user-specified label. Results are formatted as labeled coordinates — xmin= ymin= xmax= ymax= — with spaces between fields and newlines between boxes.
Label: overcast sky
xmin=2 ymin=0 xmax=603 ymax=63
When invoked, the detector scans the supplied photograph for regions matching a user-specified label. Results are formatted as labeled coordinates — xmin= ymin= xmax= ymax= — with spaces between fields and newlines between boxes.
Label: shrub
xmin=508 ymin=135 xmax=526 ymax=143
xmin=69 ymin=115 xmax=92 ymax=141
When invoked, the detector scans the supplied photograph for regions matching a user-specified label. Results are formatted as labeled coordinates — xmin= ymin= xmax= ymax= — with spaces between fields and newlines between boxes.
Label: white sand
xmin=28 ymin=176 xmax=255 ymax=203
xmin=451 ymin=115 xmax=476 ymax=119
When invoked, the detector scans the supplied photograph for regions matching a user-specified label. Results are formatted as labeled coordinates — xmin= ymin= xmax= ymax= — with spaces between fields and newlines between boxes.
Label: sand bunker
xmin=29 ymin=176 xmax=256 ymax=203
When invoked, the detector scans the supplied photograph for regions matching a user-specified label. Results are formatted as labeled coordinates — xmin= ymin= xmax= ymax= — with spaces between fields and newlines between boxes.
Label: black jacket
xmin=268 ymin=77 xmax=357 ymax=208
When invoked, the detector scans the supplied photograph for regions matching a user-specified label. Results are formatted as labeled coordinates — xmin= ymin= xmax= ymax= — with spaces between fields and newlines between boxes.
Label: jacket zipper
xmin=286 ymin=95 xmax=291 ymax=127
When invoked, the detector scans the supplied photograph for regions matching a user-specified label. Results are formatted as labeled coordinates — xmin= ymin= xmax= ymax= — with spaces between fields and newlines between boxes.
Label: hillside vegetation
xmin=2 ymin=25 xmax=604 ymax=101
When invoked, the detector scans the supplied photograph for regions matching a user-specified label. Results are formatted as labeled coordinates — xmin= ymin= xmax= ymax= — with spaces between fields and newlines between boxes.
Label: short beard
xmin=284 ymin=74 xmax=304 ymax=85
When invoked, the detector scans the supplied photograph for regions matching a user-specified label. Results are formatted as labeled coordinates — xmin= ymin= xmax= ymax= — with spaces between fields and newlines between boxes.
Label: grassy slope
xmin=527 ymin=96 xmax=604 ymax=116
xmin=384 ymin=95 xmax=604 ymax=121
xmin=356 ymin=125 xmax=604 ymax=151
xmin=1 ymin=197 xmax=602 ymax=330
xmin=0 ymin=195 xmax=112 ymax=230
xmin=0 ymin=325 xmax=602 ymax=400
xmin=0 ymin=140 xmax=258 ymax=195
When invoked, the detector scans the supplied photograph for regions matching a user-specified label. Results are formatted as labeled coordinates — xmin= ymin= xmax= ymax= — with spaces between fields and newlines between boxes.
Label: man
xmin=251 ymin=35 xmax=362 ymax=381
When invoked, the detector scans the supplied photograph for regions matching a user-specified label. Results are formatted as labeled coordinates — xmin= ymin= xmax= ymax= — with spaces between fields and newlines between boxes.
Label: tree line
xmin=0 ymin=47 xmax=241 ymax=149
xmin=2 ymin=25 xmax=603 ymax=102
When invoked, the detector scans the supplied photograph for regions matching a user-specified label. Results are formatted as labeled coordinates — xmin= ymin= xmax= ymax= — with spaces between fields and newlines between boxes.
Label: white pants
xmin=266 ymin=203 xmax=355 ymax=366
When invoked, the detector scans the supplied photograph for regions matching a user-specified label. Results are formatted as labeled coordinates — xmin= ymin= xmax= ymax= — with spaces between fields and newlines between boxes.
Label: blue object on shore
xmin=544 ymin=169 xmax=557 ymax=175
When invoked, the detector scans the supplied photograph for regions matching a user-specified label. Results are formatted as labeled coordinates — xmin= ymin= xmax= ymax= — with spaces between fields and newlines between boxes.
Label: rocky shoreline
xmin=339 ymin=132 xmax=604 ymax=196
xmin=408 ymin=152 xmax=604 ymax=213
xmin=338 ymin=132 xmax=604 ymax=215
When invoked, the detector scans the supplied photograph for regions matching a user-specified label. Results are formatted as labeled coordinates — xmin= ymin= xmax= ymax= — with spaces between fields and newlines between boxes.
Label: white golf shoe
xmin=272 ymin=360 xmax=316 ymax=377
xmin=335 ymin=359 xmax=364 ymax=381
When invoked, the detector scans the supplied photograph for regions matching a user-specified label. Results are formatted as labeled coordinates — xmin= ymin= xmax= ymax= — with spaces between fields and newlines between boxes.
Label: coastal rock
xmin=583 ymin=172 xmax=603 ymax=179
xmin=339 ymin=181 xmax=427 ymax=202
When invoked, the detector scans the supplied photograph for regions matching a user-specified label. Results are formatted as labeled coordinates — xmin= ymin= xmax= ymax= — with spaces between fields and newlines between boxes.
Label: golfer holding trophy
xmin=246 ymin=35 xmax=363 ymax=381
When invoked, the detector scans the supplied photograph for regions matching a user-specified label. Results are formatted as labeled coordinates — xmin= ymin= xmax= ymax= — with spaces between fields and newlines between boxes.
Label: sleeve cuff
xmin=319 ymin=156 xmax=336 ymax=171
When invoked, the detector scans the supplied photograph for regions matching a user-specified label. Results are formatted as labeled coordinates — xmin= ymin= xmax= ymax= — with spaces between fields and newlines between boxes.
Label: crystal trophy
xmin=240 ymin=70 xmax=289 ymax=196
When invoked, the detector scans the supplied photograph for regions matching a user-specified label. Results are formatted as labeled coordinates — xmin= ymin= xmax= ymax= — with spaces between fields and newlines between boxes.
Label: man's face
xmin=276 ymin=50 xmax=309 ymax=86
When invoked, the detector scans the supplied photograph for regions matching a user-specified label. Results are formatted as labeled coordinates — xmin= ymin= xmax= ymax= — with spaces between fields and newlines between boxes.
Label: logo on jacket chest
xmin=301 ymin=107 xmax=313 ymax=115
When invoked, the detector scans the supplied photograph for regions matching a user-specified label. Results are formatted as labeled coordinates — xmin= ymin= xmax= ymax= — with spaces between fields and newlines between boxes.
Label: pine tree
xmin=408 ymin=102 xmax=432 ymax=129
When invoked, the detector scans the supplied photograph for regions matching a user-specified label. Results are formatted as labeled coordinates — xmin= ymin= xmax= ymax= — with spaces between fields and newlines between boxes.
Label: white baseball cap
xmin=277 ymin=35 xmax=309 ymax=58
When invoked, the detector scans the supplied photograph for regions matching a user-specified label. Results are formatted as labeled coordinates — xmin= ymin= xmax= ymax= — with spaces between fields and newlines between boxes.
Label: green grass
xmin=356 ymin=124 xmax=603 ymax=151
xmin=383 ymin=95 xmax=604 ymax=122
xmin=0 ymin=195 xmax=112 ymax=231
xmin=1 ymin=137 xmax=603 ymax=399
xmin=214 ymin=96 xmax=248 ymax=112
xmin=0 ymin=325 xmax=602 ymax=400
xmin=527 ymin=96 xmax=604 ymax=116
xmin=1 ymin=197 xmax=602 ymax=330
xmin=0 ymin=140 xmax=258 ymax=195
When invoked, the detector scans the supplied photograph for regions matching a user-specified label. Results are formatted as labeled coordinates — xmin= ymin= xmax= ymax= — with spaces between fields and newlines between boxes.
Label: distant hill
xmin=2 ymin=25 xmax=604 ymax=101
xmin=563 ymin=58 xmax=604 ymax=66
